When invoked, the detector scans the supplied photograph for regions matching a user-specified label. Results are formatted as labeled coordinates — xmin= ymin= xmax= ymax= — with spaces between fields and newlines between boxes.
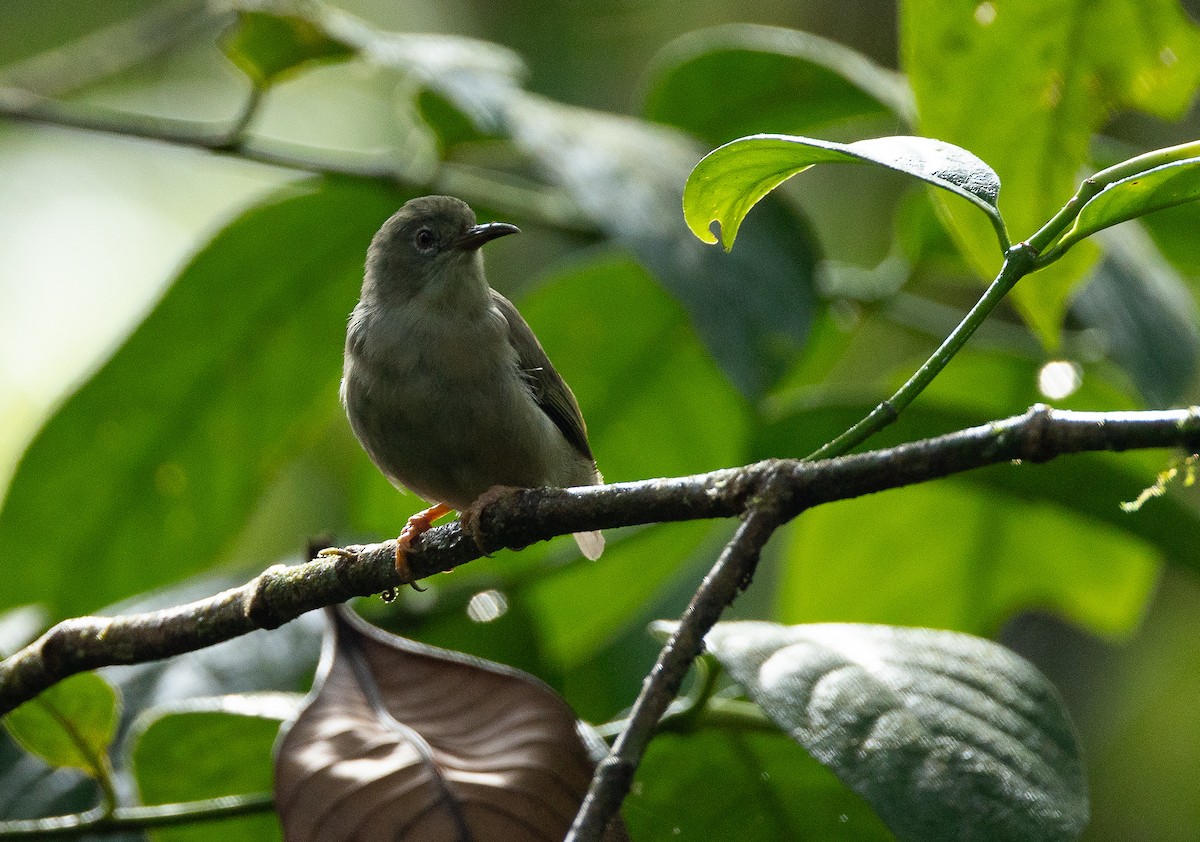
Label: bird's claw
xmin=461 ymin=485 xmax=518 ymax=556
xmin=392 ymin=503 xmax=452 ymax=590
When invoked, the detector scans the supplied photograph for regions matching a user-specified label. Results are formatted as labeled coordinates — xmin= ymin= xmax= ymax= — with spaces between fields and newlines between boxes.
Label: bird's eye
xmin=414 ymin=228 xmax=436 ymax=251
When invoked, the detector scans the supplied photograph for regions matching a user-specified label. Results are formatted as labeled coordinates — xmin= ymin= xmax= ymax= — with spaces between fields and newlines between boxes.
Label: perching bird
xmin=339 ymin=195 xmax=604 ymax=581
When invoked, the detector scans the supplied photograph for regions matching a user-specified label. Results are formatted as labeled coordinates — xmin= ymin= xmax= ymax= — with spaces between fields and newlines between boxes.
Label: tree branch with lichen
xmin=2 ymin=403 xmax=1197 ymax=719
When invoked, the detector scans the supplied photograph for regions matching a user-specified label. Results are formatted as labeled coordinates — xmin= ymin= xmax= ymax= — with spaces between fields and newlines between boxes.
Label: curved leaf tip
xmin=683 ymin=132 xmax=1009 ymax=253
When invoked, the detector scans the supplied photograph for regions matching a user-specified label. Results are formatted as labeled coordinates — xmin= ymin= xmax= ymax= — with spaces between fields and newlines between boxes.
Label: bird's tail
xmin=573 ymin=530 xmax=604 ymax=560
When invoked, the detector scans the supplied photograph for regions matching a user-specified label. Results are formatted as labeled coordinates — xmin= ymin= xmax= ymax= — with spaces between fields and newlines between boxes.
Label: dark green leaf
xmin=4 ymin=673 xmax=118 ymax=777
xmin=645 ymin=23 xmax=911 ymax=145
xmin=0 ymin=178 xmax=406 ymax=619
xmin=684 ymin=133 xmax=1005 ymax=253
xmin=220 ymin=7 xmax=354 ymax=88
xmin=699 ymin=621 xmax=1089 ymax=842
xmin=1070 ymin=225 xmax=1200 ymax=406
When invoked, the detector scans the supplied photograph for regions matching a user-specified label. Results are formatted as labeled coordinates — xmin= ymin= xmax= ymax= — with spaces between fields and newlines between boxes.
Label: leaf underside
xmin=274 ymin=605 xmax=627 ymax=841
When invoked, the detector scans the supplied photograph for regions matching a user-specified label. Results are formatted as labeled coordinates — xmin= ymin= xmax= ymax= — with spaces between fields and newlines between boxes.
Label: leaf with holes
xmin=684 ymin=133 xmax=1006 ymax=253
xmin=3 ymin=672 xmax=118 ymax=777
xmin=682 ymin=621 xmax=1088 ymax=842
xmin=274 ymin=605 xmax=627 ymax=841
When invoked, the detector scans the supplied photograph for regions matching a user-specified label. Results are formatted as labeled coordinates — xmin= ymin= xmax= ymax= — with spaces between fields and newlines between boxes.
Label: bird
xmin=337 ymin=195 xmax=604 ymax=583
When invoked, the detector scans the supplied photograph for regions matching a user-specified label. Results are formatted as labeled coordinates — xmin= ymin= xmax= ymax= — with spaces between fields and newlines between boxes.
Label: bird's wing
xmin=491 ymin=289 xmax=594 ymax=462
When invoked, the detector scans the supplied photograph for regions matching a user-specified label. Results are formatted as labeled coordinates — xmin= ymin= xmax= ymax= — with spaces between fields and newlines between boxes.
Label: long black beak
xmin=455 ymin=221 xmax=520 ymax=250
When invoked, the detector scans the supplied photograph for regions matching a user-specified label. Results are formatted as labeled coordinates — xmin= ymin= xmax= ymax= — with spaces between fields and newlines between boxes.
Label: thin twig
xmin=0 ymin=88 xmax=599 ymax=235
xmin=2 ymin=405 xmax=1197 ymax=716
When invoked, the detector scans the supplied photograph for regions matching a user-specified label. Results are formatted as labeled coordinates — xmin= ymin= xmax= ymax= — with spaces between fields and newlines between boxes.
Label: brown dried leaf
xmin=274 ymin=605 xmax=626 ymax=841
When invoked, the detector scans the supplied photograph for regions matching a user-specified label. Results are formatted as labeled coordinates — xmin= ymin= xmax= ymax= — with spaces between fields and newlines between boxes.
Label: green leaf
xmin=133 ymin=694 xmax=294 ymax=842
xmin=4 ymin=672 xmax=118 ymax=777
xmin=683 ymin=133 xmax=1005 ymax=253
xmin=778 ymin=477 xmax=1158 ymax=639
xmin=0 ymin=178 xmax=406 ymax=619
xmin=699 ymin=621 xmax=1089 ymax=842
xmin=518 ymin=255 xmax=751 ymax=485
xmin=627 ymin=729 xmax=892 ymax=841
xmin=512 ymin=254 xmax=752 ymax=667
xmin=221 ymin=7 xmax=355 ymax=88
xmin=902 ymin=0 xmax=1200 ymax=343
xmin=1051 ymin=157 xmax=1200 ymax=257
xmin=645 ymin=24 xmax=911 ymax=145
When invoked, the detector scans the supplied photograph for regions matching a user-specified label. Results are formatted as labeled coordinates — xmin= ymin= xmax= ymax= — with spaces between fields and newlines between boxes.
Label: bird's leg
xmin=460 ymin=485 xmax=521 ymax=555
xmin=395 ymin=503 xmax=453 ymax=582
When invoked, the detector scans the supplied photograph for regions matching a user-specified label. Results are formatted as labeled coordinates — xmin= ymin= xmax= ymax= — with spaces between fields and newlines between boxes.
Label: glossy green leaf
xmin=684 ymin=133 xmax=1005 ymax=252
xmin=645 ymin=24 xmax=911 ymax=145
xmin=0 ymin=178 xmax=406 ymax=619
xmin=902 ymin=0 xmax=1200 ymax=343
xmin=699 ymin=621 xmax=1089 ymax=842
xmin=626 ymin=729 xmax=892 ymax=841
xmin=3 ymin=673 xmax=118 ymax=777
xmin=1051 ymin=157 xmax=1200 ymax=257
xmin=220 ymin=8 xmax=354 ymax=88
xmin=133 ymin=694 xmax=294 ymax=842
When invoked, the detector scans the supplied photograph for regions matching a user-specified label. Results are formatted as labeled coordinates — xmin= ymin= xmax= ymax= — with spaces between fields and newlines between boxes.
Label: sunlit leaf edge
xmin=1051 ymin=156 xmax=1200 ymax=257
xmin=684 ymin=133 xmax=1007 ymax=252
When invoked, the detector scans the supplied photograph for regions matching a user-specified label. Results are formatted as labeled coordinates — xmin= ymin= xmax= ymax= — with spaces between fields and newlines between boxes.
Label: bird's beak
xmin=454 ymin=221 xmax=520 ymax=251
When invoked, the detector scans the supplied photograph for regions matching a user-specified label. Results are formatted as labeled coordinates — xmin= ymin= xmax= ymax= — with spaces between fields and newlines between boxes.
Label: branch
xmin=1 ymin=404 xmax=1197 ymax=716
xmin=567 ymin=486 xmax=792 ymax=842
xmin=0 ymin=88 xmax=598 ymax=235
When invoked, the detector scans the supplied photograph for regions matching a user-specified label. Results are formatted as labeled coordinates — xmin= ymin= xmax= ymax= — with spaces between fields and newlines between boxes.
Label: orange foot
xmin=395 ymin=503 xmax=453 ymax=583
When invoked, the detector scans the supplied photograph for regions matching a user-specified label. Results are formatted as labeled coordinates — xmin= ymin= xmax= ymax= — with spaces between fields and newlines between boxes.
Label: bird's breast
xmin=343 ymin=301 xmax=574 ymax=507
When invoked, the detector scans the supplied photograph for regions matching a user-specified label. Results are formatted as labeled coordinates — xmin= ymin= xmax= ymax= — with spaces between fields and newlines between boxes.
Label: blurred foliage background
xmin=1 ymin=0 xmax=1199 ymax=839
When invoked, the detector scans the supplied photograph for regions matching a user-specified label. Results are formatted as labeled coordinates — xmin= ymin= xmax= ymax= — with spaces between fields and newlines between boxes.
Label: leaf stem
xmin=805 ymin=242 xmax=1038 ymax=461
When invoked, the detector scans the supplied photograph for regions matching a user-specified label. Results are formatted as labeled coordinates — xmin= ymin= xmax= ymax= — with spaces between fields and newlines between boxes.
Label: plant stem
xmin=0 ymin=792 xmax=275 ymax=839
xmin=805 ymin=242 xmax=1038 ymax=461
